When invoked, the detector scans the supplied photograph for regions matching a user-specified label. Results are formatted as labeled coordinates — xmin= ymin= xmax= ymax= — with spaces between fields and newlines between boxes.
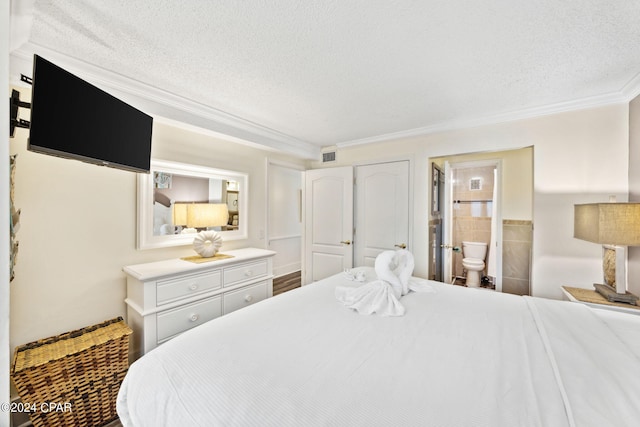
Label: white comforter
xmin=117 ymin=268 xmax=640 ymax=426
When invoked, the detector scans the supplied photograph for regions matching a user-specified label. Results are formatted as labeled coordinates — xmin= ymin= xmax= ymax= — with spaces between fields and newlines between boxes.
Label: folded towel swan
xmin=376 ymin=249 xmax=413 ymax=299
xmin=335 ymin=249 xmax=434 ymax=316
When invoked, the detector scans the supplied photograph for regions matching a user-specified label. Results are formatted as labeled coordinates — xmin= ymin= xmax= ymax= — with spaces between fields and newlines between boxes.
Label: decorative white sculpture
xmin=193 ymin=231 xmax=223 ymax=257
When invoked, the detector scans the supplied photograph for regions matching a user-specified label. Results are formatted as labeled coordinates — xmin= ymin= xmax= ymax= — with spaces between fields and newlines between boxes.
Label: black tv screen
xmin=28 ymin=55 xmax=153 ymax=173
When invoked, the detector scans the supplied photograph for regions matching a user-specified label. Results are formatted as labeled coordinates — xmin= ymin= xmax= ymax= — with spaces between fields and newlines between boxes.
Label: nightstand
xmin=561 ymin=286 xmax=640 ymax=316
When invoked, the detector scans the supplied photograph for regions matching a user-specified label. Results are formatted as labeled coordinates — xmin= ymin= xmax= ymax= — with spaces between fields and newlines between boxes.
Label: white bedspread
xmin=117 ymin=270 xmax=640 ymax=426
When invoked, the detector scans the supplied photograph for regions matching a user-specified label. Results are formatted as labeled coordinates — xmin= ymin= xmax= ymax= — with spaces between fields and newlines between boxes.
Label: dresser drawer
xmin=223 ymin=281 xmax=268 ymax=314
xmin=157 ymin=295 xmax=222 ymax=343
xmin=223 ymin=260 xmax=268 ymax=287
xmin=157 ymin=270 xmax=222 ymax=306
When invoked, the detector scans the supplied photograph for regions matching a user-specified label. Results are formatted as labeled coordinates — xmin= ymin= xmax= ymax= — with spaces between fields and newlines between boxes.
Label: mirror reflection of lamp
xmin=574 ymin=201 xmax=640 ymax=304
xmin=186 ymin=203 xmax=229 ymax=230
xmin=171 ymin=203 xmax=190 ymax=234
xmin=185 ymin=203 xmax=229 ymax=258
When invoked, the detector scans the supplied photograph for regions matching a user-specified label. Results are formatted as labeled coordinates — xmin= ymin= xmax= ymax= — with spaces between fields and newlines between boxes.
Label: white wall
xmin=311 ymin=104 xmax=629 ymax=299
xmin=628 ymin=95 xmax=640 ymax=296
xmin=9 ymin=105 xmax=306 ymax=359
xmin=2 ymin=0 xmax=11 ymax=421
xmin=267 ymin=161 xmax=303 ymax=277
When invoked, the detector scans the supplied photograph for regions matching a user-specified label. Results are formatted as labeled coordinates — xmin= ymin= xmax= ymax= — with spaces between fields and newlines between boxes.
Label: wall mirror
xmin=137 ymin=159 xmax=248 ymax=249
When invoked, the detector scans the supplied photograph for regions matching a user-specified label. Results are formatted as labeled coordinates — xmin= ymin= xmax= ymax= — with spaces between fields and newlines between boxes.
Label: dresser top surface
xmin=123 ymin=248 xmax=276 ymax=281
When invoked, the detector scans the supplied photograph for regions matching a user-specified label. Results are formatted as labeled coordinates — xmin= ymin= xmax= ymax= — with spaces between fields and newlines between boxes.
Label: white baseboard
xmin=274 ymin=263 xmax=301 ymax=278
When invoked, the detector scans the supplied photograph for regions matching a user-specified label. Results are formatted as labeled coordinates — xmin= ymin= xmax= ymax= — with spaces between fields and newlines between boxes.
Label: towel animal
xmin=335 ymin=250 xmax=434 ymax=316
xmin=375 ymin=249 xmax=414 ymax=299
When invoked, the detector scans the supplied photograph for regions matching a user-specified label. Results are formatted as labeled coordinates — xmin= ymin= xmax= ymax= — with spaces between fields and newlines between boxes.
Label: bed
xmin=117 ymin=266 xmax=640 ymax=426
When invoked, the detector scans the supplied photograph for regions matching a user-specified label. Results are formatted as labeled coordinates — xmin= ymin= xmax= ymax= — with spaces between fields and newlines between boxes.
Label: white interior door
xmin=303 ymin=167 xmax=354 ymax=284
xmin=354 ymin=161 xmax=410 ymax=267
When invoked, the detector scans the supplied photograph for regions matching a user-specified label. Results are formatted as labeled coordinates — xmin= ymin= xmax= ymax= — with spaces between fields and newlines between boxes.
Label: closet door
xmin=303 ymin=167 xmax=354 ymax=284
xmin=354 ymin=161 xmax=410 ymax=267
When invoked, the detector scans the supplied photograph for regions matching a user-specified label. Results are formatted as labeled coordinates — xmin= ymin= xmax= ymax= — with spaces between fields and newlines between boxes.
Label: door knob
xmin=441 ymin=244 xmax=454 ymax=249
xmin=340 ymin=240 xmax=351 ymax=245
xmin=394 ymin=243 xmax=407 ymax=249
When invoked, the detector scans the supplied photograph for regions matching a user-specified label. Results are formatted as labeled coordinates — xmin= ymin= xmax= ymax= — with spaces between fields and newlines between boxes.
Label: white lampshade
xmin=186 ymin=203 xmax=229 ymax=228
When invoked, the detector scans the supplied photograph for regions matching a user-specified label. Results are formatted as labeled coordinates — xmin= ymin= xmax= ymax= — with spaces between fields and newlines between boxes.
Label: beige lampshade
xmin=574 ymin=203 xmax=640 ymax=246
xmin=172 ymin=203 xmax=188 ymax=226
xmin=186 ymin=203 xmax=229 ymax=228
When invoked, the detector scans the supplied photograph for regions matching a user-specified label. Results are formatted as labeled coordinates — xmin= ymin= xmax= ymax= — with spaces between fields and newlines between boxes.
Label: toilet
xmin=462 ymin=241 xmax=488 ymax=287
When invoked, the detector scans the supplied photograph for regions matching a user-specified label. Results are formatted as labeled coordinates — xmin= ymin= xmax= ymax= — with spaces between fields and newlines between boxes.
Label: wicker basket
xmin=11 ymin=317 xmax=132 ymax=427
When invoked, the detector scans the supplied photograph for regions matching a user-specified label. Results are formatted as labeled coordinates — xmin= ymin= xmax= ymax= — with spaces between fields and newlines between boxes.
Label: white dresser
xmin=123 ymin=248 xmax=276 ymax=357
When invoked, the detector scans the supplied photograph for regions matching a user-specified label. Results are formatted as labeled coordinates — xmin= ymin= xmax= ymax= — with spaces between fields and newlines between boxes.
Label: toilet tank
xmin=462 ymin=241 xmax=487 ymax=259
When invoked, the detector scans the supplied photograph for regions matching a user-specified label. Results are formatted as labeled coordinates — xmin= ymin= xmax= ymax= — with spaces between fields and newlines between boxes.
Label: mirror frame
xmin=137 ymin=159 xmax=249 ymax=249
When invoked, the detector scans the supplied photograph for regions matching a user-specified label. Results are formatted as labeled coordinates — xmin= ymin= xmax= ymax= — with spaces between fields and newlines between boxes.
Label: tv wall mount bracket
xmin=9 ymin=74 xmax=33 ymax=137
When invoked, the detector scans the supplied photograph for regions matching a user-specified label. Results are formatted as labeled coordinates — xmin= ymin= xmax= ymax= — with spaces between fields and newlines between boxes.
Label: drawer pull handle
xmin=245 ymin=270 xmax=253 ymax=277
xmin=189 ymin=314 xmax=199 ymax=322
xmin=244 ymin=295 xmax=253 ymax=303
xmin=189 ymin=283 xmax=199 ymax=291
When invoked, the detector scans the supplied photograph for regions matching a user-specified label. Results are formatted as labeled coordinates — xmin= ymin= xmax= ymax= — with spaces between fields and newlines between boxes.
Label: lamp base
xmin=593 ymin=283 xmax=639 ymax=305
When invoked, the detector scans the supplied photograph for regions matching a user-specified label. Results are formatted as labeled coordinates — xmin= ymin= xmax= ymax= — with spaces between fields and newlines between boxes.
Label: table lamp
xmin=186 ymin=203 xmax=229 ymax=258
xmin=574 ymin=202 xmax=640 ymax=304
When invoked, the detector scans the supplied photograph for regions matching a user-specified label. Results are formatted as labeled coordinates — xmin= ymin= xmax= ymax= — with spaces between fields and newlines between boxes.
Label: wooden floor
xmin=273 ymin=270 xmax=301 ymax=296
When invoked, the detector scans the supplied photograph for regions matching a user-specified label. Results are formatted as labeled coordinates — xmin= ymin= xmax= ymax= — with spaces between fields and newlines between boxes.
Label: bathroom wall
xmin=452 ymin=165 xmax=495 ymax=278
xmin=502 ymin=220 xmax=532 ymax=295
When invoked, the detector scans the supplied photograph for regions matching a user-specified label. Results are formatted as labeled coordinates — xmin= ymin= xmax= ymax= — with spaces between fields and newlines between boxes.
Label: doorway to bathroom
xmin=429 ymin=146 xmax=534 ymax=295
xmin=444 ymin=160 xmax=502 ymax=290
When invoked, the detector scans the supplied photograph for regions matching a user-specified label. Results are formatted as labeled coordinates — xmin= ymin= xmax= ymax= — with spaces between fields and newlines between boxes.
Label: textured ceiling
xmin=9 ymin=0 xmax=640 ymax=158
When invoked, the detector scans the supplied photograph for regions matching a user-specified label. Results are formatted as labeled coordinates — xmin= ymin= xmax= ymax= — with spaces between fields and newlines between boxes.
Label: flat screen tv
xmin=28 ymin=55 xmax=153 ymax=173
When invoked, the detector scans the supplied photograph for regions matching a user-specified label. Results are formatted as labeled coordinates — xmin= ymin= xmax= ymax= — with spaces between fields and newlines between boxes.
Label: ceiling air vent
xmin=322 ymin=151 xmax=336 ymax=163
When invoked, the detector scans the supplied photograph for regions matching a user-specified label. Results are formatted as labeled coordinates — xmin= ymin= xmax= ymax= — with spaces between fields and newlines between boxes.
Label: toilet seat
xmin=462 ymin=258 xmax=485 ymax=269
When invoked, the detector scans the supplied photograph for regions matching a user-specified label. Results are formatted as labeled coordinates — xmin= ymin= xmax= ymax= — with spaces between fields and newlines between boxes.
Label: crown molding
xmin=621 ymin=70 xmax=640 ymax=101
xmin=336 ymin=90 xmax=632 ymax=149
xmin=9 ymin=43 xmax=321 ymax=160
xmin=12 ymin=42 xmax=640 ymax=156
